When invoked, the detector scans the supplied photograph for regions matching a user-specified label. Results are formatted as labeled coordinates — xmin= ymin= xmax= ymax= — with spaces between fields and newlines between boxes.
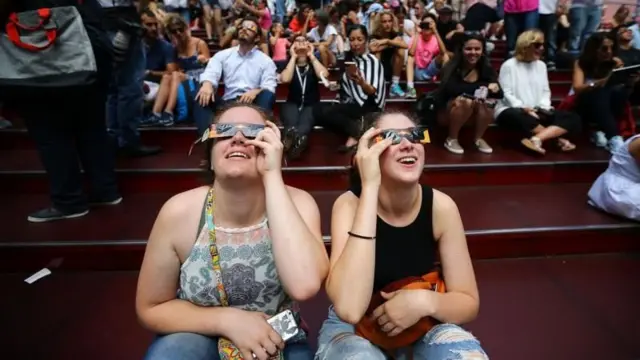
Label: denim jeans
xmin=144 ymin=332 xmax=314 ymax=360
xmin=539 ymin=13 xmax=557 ymax=61
xmin=106 ymin=32 xmax=146 ymax=147
xmin=568 ymin=5 xmax=602 ymax=53
xmin=315 ymin=306 xmax=488 ymax=360
xmin=504 ymin=10 xmax=539 ymax=57
xmin=275 ymin=0 xmax=286 ymax=24
xmin=194 ymin=90 xmax=277 ymax=135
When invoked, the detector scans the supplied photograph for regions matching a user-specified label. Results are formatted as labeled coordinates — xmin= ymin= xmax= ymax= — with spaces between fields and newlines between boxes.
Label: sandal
xmin=557 ymin=138 xmax=576 ymax=152
xmin=521 ymin=136 xmax=546 ymax=154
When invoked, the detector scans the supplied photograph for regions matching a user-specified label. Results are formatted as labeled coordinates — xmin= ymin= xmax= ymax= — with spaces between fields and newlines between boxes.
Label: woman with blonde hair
xmin=370 ymin=10 xmax=408 ymax=97
xmin=495 ymin=30 xmax=581 ymax=154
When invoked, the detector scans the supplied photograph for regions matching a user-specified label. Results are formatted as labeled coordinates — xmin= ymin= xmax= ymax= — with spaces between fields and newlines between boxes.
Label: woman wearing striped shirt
xmin=315 ymin=24 xmax=387 ymax=152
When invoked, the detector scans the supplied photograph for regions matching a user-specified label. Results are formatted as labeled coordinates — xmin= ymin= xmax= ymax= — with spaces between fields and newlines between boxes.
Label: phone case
xmin=267 ymin=310 xmax=299 ymax=342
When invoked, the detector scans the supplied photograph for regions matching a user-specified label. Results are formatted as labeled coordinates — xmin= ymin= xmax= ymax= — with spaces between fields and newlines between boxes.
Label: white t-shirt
xmin=308 ymin=24 xmax=339 ymax=53
xmin=538 ymin=0 xmax=559 ymax=15
xmin=403 ymin=19 xmax=415 ymax=45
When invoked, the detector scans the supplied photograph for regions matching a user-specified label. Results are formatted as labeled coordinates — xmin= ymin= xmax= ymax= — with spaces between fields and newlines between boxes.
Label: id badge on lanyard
xmin=296 ymin=65 xmax=309 ymax=111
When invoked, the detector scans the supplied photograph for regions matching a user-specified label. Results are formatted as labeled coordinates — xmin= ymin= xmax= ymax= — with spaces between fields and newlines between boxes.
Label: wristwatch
xmin=587 ymin=81 xmax=595 ymax=87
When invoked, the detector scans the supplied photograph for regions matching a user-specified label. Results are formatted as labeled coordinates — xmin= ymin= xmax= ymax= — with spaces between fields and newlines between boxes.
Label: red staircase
xmin=0 ymin=39 xmax=639 ymax=360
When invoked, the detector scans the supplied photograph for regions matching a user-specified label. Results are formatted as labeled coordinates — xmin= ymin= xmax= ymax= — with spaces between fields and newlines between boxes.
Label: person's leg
xmin=413 ymin=324 xmax=489 ymax=360
xmin=111 ymin=34 xmax=146 ymax=148
xmin=582 ymin=5 xmax=602 ymax=49
xmin=252 ymin=90 xmax=276 ymax=113
xmin=503 ymin=13 xmax=519 ymax=57
xmin=522 ymin=10 xmax=539 ymax=32
xmin=283 ymin=340 xmax=314 ymax=360
xmin=22 ymin=106 xmax=89 ymax=221
xmin=315 ymin=306 xmax=387 ymax=360
xmin=568 ymin=6 xmax=587 ymax=53
xmin=73 ymin=79 xmax=121 ymax=205
xmin=539 ymin=14 xmax=557 ymax=65
xmin=144 ymin=333 xmax=220 ymax=360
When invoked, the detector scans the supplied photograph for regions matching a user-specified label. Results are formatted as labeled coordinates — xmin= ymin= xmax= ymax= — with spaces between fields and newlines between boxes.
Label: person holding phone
xmin=137 ymin=103 xmax=329 ymax=360
xmin=496 ymin=30 xmax=581 ymax=155
xmin=436 ymin=33 xmax=502 ymax=155
xmin=314 ymin=24 xmax=387 ymax=152
xmin=571 ymin=32 xmax=626 ymax=152
xmin=405 ymin=14 xmax=449 ymax=98
xmin=316 ymin=111 xmax=487 ymax=360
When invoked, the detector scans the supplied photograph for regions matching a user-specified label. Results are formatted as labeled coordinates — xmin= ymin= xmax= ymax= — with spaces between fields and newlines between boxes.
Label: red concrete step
xmin=0 ymin=138 xmax=610 ymax=192
xmin=1 ymin=183 xmax=637 ymax=272
xmin=3 ymin=254 xmax=637 ymax=359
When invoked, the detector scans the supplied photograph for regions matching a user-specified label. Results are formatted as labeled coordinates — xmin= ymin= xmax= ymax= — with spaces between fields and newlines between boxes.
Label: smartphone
xmin=267 ymin=309 xmax=299 ymax=342
xmin=345 ymin=61 xmax=357 ymax=74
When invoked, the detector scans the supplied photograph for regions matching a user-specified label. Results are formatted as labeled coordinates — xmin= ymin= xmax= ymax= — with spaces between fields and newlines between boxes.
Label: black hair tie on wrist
xmin=348 ymin=231 xmax=376 ymax=240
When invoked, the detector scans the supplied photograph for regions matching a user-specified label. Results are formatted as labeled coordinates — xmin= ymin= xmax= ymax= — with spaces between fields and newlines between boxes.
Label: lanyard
xmin=296 ymin=65 xmax=309 ymax=110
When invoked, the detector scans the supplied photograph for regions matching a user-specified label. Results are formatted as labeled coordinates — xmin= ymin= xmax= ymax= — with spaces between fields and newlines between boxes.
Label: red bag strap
xmin=5 ymin=9 xmax=57 ymax=52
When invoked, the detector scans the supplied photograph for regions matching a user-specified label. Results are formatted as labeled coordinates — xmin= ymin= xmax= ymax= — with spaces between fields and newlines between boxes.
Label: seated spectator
xmin=435 ymin=5 xmax=464 ymax=53
xmin=141 ymin=8 xmax=178 ymax=84
xmin=196 ymin=16 xmax=277 ymax=135
xmin=406 ymin=14 xmax=449 ymax=98
xmin=370 ymin=10 xmax=408 ymax=97
xmin=613 ymin=24 xmax=640 ymax=105
xmin=307 ymin=10 xmax=340 ymax=67
xmin=588 ymin=134 xmax=640 ymax=222
xmin=222 ymin=17 xmax=269 ymax=52
xmin=394 ymin=6 xmax=415 ymax=48
xmin=570 ymin=32 xmax=625 ymax=152
xmin=280 ymin=37 xmax=329 ymax=159
xmin=270 ymin=23 xmax=291 ymax=72
xmin=289 ymin=4 xmax=316 ymax=35
xmin=164 ymin=0 xmax=192 ymax=23
xmin=496 ymin=30 xmax=581 ymax=154
xmin=314 ymin=24 xmax=386 ymax=151
xmin=137 ymin=104 xmax=329 ymax=359
xmin=144 ymin=14 xmax=210 ymax=127
xmin=437 ymin=33 xmax=502 ymax=154
xmin=188 ymin=0 xmax=205 ymax=30
xmin=461 ymin=1 xmax=501 ymax=38
xmin=410 ymin=0 xmax=425 ymax=25
xmin=316 ymin=112 xmax=487 ymax=360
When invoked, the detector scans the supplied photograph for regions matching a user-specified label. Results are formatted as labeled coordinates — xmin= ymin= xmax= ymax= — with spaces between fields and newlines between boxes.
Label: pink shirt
xmin=503 ymin=0 xmax=538 ymax=13
xmin=415 ymin=35 xmax=440 ymax=69
xmin=272 ymin=38 xmax=289 ymax=61
xmin=260 ymin=11 xmax=272 ymax=30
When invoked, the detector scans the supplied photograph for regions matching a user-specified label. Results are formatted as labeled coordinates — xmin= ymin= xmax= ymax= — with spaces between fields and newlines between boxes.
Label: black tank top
xmin=351 ymin=185 xmax=439 ymax=293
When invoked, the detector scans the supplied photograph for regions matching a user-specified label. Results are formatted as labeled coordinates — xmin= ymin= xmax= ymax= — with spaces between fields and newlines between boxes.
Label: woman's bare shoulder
xmin=158 ymin=186 xmax=210 ymax=223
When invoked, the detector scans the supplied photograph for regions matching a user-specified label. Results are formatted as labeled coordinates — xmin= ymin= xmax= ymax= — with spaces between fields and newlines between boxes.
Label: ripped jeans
xmin=315 ymin=306 xmax=488 ymax=360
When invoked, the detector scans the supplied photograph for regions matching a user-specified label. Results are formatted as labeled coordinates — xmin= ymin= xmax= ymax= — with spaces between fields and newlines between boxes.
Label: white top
xmin=494 ymin=58 xmax=552 ymax=118
xmin=538 ymin=0 xmax=559 ymax=14
xmin=308 ymin=25 xmax=339 ymax=53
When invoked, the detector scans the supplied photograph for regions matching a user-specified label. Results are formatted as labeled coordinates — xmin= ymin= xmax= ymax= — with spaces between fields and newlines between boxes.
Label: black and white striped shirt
xmin=340 ymin=53 xmax=386 ymax=109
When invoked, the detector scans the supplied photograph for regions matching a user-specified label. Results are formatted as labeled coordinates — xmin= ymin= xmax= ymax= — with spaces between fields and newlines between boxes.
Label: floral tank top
xmin=177 ymin=200 xmax=306 ymax=338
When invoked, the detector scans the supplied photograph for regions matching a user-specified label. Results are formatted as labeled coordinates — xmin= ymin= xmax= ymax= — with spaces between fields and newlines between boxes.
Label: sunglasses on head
xmin=374 ymin=127 xmax=431 ymax=145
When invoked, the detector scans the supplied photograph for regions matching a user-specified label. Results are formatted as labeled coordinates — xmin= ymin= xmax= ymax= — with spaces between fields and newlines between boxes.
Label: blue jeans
xmin=194 ymin=90 xmax=277 ymax=135
xmin=568 ymin=5 xmax=602 ymax=53
xmin=504 ymin=10 xmax=539 ymax=57
xmin=144 ymin=333 xmax=313 ymax=360
xmin=106 ymin=33 xmax=146 ymax=147
xmin=315 ymin=306 xmax=488 ymax=360
xmin=275 ymin=0 xmax=286 ymax=24
xmin=415 ymin=60 xmax=441 ymax=81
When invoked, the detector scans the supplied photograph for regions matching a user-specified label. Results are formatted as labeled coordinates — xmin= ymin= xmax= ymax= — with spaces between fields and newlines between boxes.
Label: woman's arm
xmin=264 ymin=177 xmax=330 ymax=302
xmin=427 ymin=191 xmax=479 ymax=324
xmin=497 ymin=61 xmax=523 ymax=107
xmin=386 ymin=36 xmax=409 ymax=49
xmin=197 ymin=39 xmax=211 ymax=61
xmin=280 ymin=55 xmax=298 ymax=84
xmin=629 ymin=137 xmax=640 ymax=162
xmin=325 ymin=190 xmax=379 ymax=324
xmin=309 ymin=53 xmax=330 ymax=79
xmin=136 ymin=193 xmax=236 ymax=335
xmin=571 ymin=60 xmax=603 ymax=94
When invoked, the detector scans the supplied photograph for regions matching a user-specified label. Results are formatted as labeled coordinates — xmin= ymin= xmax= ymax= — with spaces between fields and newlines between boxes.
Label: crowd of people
xmin=0 ymin=0 xmax=638 ymax=358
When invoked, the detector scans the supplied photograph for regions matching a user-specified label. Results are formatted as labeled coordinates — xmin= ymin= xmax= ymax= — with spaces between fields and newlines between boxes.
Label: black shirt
xmin=436 ymin=20 xmax=458 ymax=51
xmin=462 ymin=3 xmax=500 ymax=31
xmin=287 ymin=64 xmax=320 ymax=106
xmin=618 ymin=47 xmax=640 ymax=67
xmin=351 ymin=185 xmax=438 ymax=293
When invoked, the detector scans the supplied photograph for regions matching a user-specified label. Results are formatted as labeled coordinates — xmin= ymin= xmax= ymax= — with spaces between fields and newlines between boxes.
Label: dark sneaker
xmin=89 ymin=196 xmax=123 ymax=206
xmin=283 ymin=127 xmax=297 ymax=152
xmin=158 ymin=112 xmax=174 ymax=127
xmin=27 ymin=207 xmax=89 ymax=223
xmin=140 ymin=113 xmax=161 ymax=127
xmin=288 ymin=135 xmax=308 ymax=160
